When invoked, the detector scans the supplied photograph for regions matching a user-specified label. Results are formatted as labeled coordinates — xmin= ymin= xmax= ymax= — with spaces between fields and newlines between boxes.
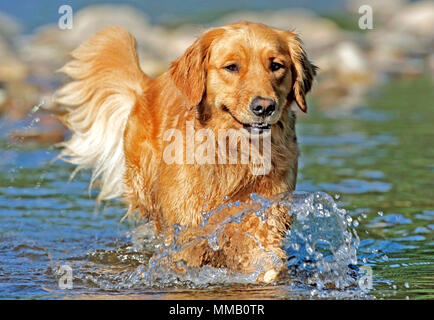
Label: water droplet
xmin=208 ymin=235 xmax=220 ymax=251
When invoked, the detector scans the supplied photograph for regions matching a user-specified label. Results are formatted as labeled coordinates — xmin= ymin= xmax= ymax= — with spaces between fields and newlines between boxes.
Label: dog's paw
xmin=257 ymin=268 xmax=279 ymax=284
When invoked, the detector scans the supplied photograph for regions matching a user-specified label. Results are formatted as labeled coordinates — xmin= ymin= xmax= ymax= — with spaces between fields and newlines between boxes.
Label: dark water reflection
xmin=0 ymin=78 xmax=433 ymax=299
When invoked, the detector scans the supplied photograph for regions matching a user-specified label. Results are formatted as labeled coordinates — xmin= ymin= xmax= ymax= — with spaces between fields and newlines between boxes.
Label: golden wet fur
xmin=54 ymin=22 xmax=316 ymax=283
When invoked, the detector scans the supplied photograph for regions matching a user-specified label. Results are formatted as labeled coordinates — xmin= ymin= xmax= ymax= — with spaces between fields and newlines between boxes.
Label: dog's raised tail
xmin=52 ymin=26 xmax=151 ymax=202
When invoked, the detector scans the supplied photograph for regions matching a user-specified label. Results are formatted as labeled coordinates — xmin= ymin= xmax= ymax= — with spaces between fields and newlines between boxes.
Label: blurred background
xmin=0 ymin=0 xmax=433 ymax=299
xmin=0 ymin=0 xmax=432 ymax=132
xmin=0 ymin=0 xmax=434 ymax=130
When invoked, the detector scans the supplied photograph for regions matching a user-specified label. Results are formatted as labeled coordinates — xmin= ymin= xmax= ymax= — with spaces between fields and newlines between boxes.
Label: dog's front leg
xmin=166 ymin=198 xmax=292 ymax=283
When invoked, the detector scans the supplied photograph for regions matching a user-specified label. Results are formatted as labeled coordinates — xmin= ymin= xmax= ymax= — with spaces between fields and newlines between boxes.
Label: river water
xmin=0 ymin=77 xmax=432 ymax=299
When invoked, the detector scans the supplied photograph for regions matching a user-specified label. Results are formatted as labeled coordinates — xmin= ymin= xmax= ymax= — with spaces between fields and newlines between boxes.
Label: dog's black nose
xmin=250 ymin=97 xmax=276 ymax=117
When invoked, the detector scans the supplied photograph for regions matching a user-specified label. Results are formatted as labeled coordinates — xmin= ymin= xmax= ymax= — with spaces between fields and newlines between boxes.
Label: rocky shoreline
xmin=0 ymin=0 xmax=432 ymax=143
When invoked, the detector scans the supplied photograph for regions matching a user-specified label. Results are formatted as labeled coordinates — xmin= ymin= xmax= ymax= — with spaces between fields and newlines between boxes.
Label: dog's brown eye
xmin=224 ymin=64 xmax=239 ymax=72
xmin=270 ymin=62 xmax=284 ymax=72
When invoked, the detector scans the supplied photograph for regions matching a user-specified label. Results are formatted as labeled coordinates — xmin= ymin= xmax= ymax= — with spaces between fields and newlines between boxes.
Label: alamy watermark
xmin=58 ymin=5 xmax=73 ymax=30
xmin=57 ymin=264 xmax=73 ymax=289
xmin=162 ymin=121 xmax=272 ymax=175
xmin=358 ymin=5 xmax=374 ymax=30
xmin=358 ymin=265 xmax=373 ymax=290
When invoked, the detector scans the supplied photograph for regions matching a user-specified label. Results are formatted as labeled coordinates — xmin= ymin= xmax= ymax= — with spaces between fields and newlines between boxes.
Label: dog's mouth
xmin=222 ymin=106 xmax=271 ymax=135
xmin=242 ymin=122 xmax=271 ymax=134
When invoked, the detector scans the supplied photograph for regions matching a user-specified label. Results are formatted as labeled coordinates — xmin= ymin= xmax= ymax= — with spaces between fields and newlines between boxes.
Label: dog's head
xmin=170 ymin=21 xmax=317 ymax=133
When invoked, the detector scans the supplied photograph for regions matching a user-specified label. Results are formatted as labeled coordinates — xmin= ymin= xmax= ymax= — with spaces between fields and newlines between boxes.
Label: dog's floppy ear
xmin=170 ymin=28 xmax=224 ymax=108
xmin=284 ymin=32 xmax=317 ymax=113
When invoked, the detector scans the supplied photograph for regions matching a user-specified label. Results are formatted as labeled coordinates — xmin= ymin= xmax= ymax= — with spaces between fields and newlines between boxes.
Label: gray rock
xmin=0 ymin=35 xmax=28 ymax=82
xmin=0 ymin=11 xmax=22 ymax=43
xmin=388 ymin=1 xmax=434 ymax=39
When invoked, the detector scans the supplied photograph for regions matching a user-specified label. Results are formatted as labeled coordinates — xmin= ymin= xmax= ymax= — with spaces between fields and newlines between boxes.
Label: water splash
xmin=60 ymin=191 xmax=367 ymax=297
xmin=284 ymin=192 xmax=360 ymax=293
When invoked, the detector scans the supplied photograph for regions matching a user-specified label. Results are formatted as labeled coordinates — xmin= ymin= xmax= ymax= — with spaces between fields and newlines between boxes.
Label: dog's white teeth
xmin=242 ymin=123 xmax=271 ymax=134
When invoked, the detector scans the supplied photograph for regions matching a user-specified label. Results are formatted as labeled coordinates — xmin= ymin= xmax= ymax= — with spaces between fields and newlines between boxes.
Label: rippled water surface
xmin=0 ymin=78 xmax=433 ymax=299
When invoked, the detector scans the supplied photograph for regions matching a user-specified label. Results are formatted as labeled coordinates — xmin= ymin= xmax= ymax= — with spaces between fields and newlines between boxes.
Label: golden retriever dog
xmin=53 ymin=21 xmax=316 ymax=283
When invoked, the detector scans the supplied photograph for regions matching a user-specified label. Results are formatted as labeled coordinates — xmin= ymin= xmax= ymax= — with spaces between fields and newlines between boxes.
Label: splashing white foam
xmin=65 ymin=191 xmax=366 ymax=297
